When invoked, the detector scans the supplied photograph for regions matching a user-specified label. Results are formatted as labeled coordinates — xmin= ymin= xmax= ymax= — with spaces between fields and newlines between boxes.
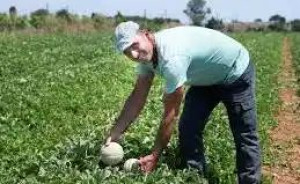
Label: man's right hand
xmin=104 ymin=136 xmax=112 ymax=146
xmin=105 ymin=132 xmax=123 ymax=146
xmin=104 ymin=74 xmax=154 ymax=146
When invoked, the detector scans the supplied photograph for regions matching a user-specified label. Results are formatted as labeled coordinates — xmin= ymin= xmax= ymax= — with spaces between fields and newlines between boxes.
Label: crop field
xmin=290 ymin=33 xmax=300 ymax=94
xmin=0 ymin=32 xmax=284 ymax=183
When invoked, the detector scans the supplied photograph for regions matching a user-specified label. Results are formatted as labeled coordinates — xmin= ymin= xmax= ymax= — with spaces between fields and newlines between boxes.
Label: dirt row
xmin=263 ymin=37 xmax=300 ymax=184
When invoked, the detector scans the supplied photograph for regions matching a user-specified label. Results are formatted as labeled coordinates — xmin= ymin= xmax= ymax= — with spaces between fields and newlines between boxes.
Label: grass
xmin=0 ymin=32 xmax=283 ymax=183
xmin=289 ymin=33 xmax=300 ymax=96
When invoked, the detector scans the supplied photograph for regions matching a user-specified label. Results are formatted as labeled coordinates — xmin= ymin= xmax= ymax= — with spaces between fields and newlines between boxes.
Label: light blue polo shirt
xmin=136 ymin=26 xmax=250 ymax=94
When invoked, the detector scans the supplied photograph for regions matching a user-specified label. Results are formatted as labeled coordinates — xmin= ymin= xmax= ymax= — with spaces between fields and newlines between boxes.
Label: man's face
xmin=123 ymin=32 xmax=154 ymax=63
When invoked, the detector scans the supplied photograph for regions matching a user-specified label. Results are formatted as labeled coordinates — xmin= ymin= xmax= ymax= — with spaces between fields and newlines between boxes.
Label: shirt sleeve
xmin=135 ymin=63 xmax=154 ymax=76
xmin=163 ymin=55 xmax=191 ymax=94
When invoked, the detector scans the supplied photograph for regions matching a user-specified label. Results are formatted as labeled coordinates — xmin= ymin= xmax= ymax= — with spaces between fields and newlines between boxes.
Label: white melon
xmin=124 ymin=158 xmax=140 ymax=172
xmin=100 ymin=142 xmax=124 ymax=165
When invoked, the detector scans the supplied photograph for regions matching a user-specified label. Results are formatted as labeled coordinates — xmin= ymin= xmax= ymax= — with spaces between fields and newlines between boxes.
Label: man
xmin=105 ymin=21 xmax=261 ymax=183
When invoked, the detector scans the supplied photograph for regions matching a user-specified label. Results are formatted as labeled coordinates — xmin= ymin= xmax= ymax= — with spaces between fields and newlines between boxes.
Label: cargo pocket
xmin=240 ymin=100 xmax=257 ymax=132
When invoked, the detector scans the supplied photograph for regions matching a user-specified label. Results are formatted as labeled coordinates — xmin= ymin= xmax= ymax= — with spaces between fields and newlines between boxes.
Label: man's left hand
xmin=139 ymin=153 xmax=159 ymax=173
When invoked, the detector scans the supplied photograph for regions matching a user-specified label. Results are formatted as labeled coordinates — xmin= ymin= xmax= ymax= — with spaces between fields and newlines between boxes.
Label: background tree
xmin=114 ymin=11 xmax=127 ymax=25
xmin=254 ymin=18 xmax=262 ymax=23
xmin=268 ymin=14 xmax=286 ymax=31
xmin=56 ymin=9 xmax=71 ymax=23
xmin=205 ymin=17 xmax=224 ymax=30
xmin=291 ymin=19 xmax=300 ymax=32
xmin=9 ymin=6 xmax=17 ymax=16
xmin=31 ymin=9 xmax=49 ymax=17
xmin=184 ymin=0 xmax=210 ymax=26
xmin=30 ymin=9 xmax=49 ymax=28
xmin=9 ymin=6 xmax=17 ymax=30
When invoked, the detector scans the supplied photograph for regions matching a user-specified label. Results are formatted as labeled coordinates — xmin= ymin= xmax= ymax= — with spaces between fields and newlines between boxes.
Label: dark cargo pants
xmin=178 ymin=61 xmax=261 ymax=184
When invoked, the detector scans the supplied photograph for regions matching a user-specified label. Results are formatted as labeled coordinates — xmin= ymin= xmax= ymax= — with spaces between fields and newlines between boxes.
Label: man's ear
xmin=142 ymin=30 xmax=153 ymax=43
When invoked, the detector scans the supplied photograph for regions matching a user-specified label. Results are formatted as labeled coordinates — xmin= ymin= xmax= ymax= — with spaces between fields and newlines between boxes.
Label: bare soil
xmin=263 ymin=37 xmax=300 ymax=184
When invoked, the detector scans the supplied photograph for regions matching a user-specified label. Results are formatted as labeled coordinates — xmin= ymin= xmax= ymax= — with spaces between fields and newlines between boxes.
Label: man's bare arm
xmin=109 ymin=73 xmax=154 ymax=141
xmin=152 ymin=86 xmax=184 ymax=156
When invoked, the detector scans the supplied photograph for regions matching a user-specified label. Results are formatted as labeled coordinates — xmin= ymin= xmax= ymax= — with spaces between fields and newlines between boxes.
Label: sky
xmin=0 ymin=0 xmax=299 ymax=23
